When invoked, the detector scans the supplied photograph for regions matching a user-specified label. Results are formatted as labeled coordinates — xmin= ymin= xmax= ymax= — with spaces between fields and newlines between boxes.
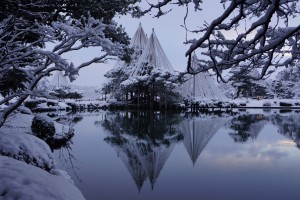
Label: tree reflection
xmin=271 ymin=114 xmax=300 ymax=148
xmin=228 ymin=114 xmax=267 ymax=142
xmin=101 ymin=111 xmax=183 ymax=191
xmin=177 ymin=115 xmax=229 ymax=165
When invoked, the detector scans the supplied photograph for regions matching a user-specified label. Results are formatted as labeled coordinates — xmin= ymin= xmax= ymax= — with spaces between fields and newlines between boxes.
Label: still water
xmin=53 ymin=110 xmax=300 ymax=200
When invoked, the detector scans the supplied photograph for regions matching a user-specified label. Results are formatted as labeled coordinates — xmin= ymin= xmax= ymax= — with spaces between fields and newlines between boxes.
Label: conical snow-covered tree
xmin=181 ymin=53 xmax=228 ymax=102
xmin=49 ymin=71 xmax=71 ymax=89
xmin=114 ymin=23 xmax=149 ymax=75
xmin=119 ymin=29 xmax=183 ymax=107
xmin=131 ymin=28 xmax=174 ymax=77
xmin=103 ymin=23 xmax=148 ymax=100
xmin=104 ymin=26 xmax=183 ymax=107
xmin=130 ymin=23 xmax=149 ymax=68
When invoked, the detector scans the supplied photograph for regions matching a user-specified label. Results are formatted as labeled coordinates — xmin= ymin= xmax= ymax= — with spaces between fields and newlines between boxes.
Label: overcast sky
xmin=71 ymin=1 xmax=228 ymax=86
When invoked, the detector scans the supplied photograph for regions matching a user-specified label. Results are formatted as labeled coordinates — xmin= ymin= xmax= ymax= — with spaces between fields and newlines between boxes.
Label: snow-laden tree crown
xmin=0 ymin=0 xmax=141 ymax=127
xmin=136 ymin=0 xmax=300 ymax=82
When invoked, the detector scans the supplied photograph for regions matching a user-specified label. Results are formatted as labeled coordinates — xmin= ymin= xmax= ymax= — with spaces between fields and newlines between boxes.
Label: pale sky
xmin=71 ymin=1 xmax=225 ymax=86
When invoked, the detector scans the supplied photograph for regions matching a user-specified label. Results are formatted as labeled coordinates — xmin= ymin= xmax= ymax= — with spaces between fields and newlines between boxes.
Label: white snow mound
xmin=0 ymin=156 xmax=85 ymax=200
xmin=0 ymin=131 xmax=55 ymax=170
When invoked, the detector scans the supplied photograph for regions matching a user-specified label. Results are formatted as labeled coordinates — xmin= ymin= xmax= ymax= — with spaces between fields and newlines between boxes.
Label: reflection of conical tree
xmin=178 ymin=116 xmax=228 ymax=165
xmin=137 ymin=138 xmax=177 ymax=189
xmin=103 ymin=111 xmax=183 ymax=191
xmin=247 ymin=120 xmax=266 ymax=140
xmin=108 ymin=140 xmax=147 ymax=192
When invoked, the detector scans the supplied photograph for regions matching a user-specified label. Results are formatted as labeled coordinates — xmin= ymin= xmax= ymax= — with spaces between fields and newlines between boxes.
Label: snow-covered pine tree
xmin=120 ymin=29 xmax=183 ymax=108
xmin=272 ymin=63 xmax=300 ymax=99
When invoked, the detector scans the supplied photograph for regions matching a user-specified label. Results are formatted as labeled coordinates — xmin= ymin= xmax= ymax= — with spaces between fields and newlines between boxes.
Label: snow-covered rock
xmin=0 ymin=156 xmax=85 ymax=200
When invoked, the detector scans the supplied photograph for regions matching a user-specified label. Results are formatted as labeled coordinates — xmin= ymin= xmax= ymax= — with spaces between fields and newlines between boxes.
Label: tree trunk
xmin=0 ymin=95 xmax=28 ymax=128
xmin=137 ymin=84 xmax=140 ymax=109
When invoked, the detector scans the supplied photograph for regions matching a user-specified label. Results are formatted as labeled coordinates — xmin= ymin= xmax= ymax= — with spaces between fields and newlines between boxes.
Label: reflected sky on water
xmin=54 ymin=110 xmax=300 ymax=200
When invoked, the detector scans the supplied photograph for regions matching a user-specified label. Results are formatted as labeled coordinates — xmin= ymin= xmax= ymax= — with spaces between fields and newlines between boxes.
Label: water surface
xmin=54 ymin=110 xmax=300 ymax=200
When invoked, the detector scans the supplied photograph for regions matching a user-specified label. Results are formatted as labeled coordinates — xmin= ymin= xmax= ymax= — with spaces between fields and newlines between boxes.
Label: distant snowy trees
xmin=272 ymin=62 xmax=300 ymax=98
xmin=138 ymin=0 xmax=300 ymax=81
xmin=229 ymin=68 xmax=273 ymax=99
xmin=0 ymin=0 xmax=141 ymax=127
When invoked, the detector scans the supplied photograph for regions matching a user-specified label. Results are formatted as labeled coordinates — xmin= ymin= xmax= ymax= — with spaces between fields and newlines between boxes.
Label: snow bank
xmin=0 ymin=156 xmax=85 ymax=200
xmin=2 ymin=112 xmax=33 ymax=135
xmin=0 ymin=131 xmax=55 ymax=171
xmin=0 ymin=111 xmax=85 ymax=199
xmin=0 ymin=112 xmax=55 ymax=170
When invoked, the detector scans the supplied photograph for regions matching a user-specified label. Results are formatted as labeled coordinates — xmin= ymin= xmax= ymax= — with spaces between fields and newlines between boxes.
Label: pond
xmin=53 ymin=110 xmax=300 ymax=200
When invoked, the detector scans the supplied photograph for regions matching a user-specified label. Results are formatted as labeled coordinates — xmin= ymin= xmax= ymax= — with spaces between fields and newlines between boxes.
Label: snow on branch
xmin=0 ymin=13 xmax=126 ymax=127
xmin=139 ymin=0 xmax=300 ymax=81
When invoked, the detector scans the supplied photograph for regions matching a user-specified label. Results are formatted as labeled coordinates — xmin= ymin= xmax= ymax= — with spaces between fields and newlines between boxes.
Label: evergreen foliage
xmin=272 ymin=63 xmax=300 ymax=99
xmin=31 ymin=115 xmax=56 ymax=139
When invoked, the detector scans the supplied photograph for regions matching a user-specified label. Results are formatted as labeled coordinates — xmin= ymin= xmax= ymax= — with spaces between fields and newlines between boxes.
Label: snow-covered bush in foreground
xmin=0 ymin=109 xmax=84 ymax=198
xmin=0 ymin=156 xmax=85 ymax=200
xmin=31 ymin=115 xmax=56 ymax=139
xmin=0 ymin=131 xmax=55 ymax=171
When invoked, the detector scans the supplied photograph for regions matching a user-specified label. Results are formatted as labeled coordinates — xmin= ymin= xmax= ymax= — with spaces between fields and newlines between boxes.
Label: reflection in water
xmin=228 ymin=113 xmax=300 ymax=147
xmin=271 ymin=114 xmax=300 ymax=148
xmin=178 ymin=116 xmax=229 ymax=165
xmin=101 ymin=111 xmax=183 ymax=191
xmin=52 ymin=111 xmax=300 ymax=200
xmin=49 ymin=112 xmax=83 ymax=182
xmin=99 ymin=112 xmax=300 ymax=192
xmin=228 ymin=114 xmax=267 ymax=142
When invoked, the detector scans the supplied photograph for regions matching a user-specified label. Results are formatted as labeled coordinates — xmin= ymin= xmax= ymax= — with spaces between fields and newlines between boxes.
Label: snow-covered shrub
xmin=49 ymin=89 xmax=83 ymax=99
xmin=31 ymin=115 xmax=56 ymax=139
xmin=239 ymin=102 xmax=247 ymax=106
xmin=279 ymin=102 xmax=292 ymax=107
xmin=0 ymin=131 xmax=55 ymax=171
xmin=24 ymin=100 xmax=41 ymax=110
xmin=17 ymin=106 xmax=32 ymax=115
xmin=65 ymin=92 xmax=83 ymax=99
xmin=47 ymin=101 xmax=57 ymax=107
xmin=263 ymin=101 xmax=271 ymax=107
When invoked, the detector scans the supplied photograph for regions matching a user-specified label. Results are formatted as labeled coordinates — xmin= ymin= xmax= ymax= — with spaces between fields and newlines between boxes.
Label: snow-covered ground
xmin=0 ymin=156 xmax=85 ymax=200
xmin=192 ymin=97 xmax=300 ymax=108
xmin=0 ymin=110 xmax=85 ymax=199
xmin=231 ymin=98 xmax=300 ymax=107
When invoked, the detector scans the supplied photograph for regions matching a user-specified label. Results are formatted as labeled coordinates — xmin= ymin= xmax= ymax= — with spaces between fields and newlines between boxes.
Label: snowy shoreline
xmin=10 ymin=97 xmax=300 ymax=114
xmin=0 ymin=109 xmax=85 ymax=200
